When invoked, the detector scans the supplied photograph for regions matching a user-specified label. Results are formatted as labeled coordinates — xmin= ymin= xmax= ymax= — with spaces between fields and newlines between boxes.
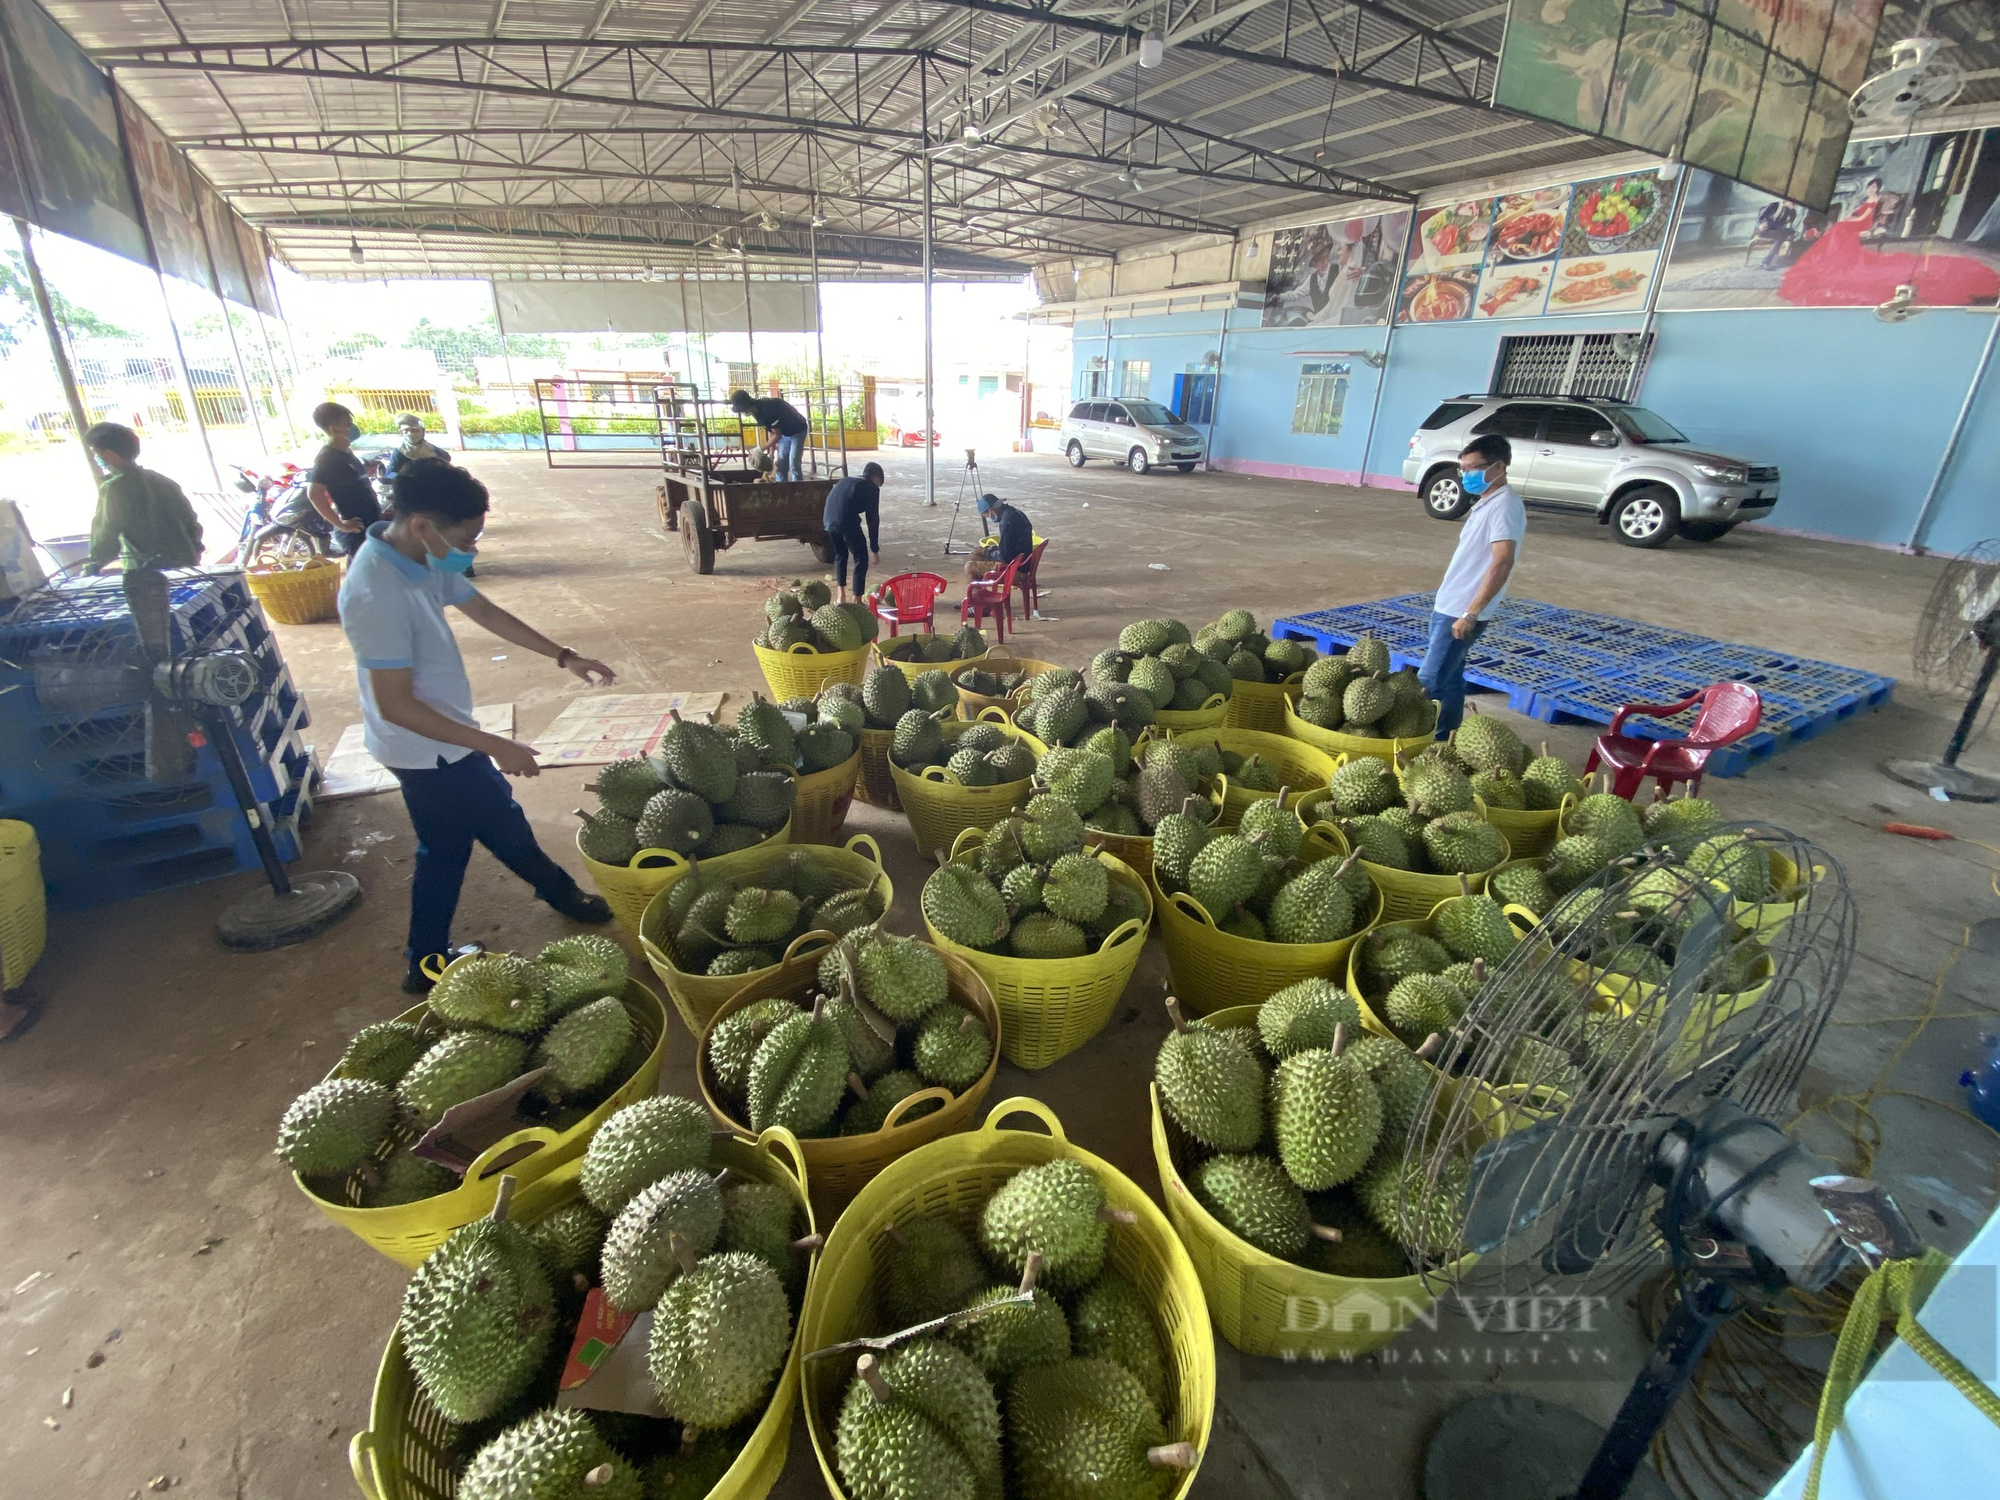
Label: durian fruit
xmin=601 ymin=1168 xmax=726 ymax=1312
xmin=1688 ymin=831 xmax=1770 ymax=902
xmin=1521 ymin=744 xmax=1585 ymax=810
xmin=826 ymin=994 xmax=897 ymax=1084
xmin=1384 ymin=973 xmax=1464 ymax=1048
xmin=1348 ymin=636 xmax=1392 ymax=676
xmin=526 ymin=1200 xmax=608 ymax=1284
xmin=835 ymin=1341 xmax=1003 ymax=1500
xmin=1266 ymin=857 xmax=1359 ymax=945
xmin=1642 ymin=789 xmax=1724 ymax=840
xmin=658 ymin=711 xmax=739 ymax=803
xmin=1359 ymin=926 xmax=1452 ymax=994
xmin=840 ymin=1069 xmax=942 ymax=1137
xmin=1150 ymin=806 xmax=1214 ymax=892
xmin=1453 ymin=715 xmax=1529 ymax=777
xmin=635 ymin=787 xmax=717 ymax=857
xmin=538 ymin=934 xmax=629 ymax=1016
xmin=576 ymin=808 xmax=643 ymax=866
xmin=736 ymin=693 xmax=797 ymax=767
xmin=1237 ymin=796 xmax=1305 ymax=861
xmin=1343 ymin=814 xmax=1413 ymax=871
xmin=1432 ymin=877 xmax=1519 ymax=966
xmin=1039 ymin=747 xmax=1117 ymax=816
xmin=914 ymin=1006 xmax=993 ymax=1090
xmin=397 ymin=1031 xmax=531 ymax=1126
xmin=367 ymin=1148 xmax=460 ymax=1207
xmin=1192 ymin=1152 xmax=1315 ymax=1259
xmin=854 ymin=932 xmax=950 ymax=1021
xmin=1257 ymin=978 xmax=1361 ymax=1060
xmin=949 ymin=1264 xmax=1072 ymax=1382
xmin=1155 ymin=997 xmax=1266 ymax=1152
xmin=1271 ymin=1028 xmax=1383 ymax=1190
xmin=1300 ymin=1190 xmax=1412 ymax=1279
xmin=1544 ymin=833 xmax=1614 ymax=894
xmin=1011 ymin=912 xmax=1090 ymax=959
xmin=647 ymin=1249 xmax=791 ymax=1432
xmin=336 ymin=1021 xmax=427 ymax=1088
xmin=276 ymin=1077 xmax=396 ymax=1177
xmin=1343 ymin=1034 xmax=1433 ymax=1145
xmin=718 ymin=770 xmax=797 ymax=832
xmin=1488 ymin=861 xmax=1555 ymax=916
xmin=1326 ymin=756 xmax=1401 ymax=817
xmin=1566 ymin=791 xmax=1645 ymax=859
xmin=533 ymin=995 xmax=635 ymax=1099
xmin=862 ymin=665 xmax=914 ymax=728
xmin=398 ymin=1183 xmax=555 ymax=1422
xmin=456 ymin=1409 xmax=643 ymax=1500
xmin=746 ymin=997 xmax=848 ymax=1135
xmin=429 ymin=952 xmax=552 ymax=1034
xmin=1471 ymin=768 xmax=1527 ymax=810
xmin=725 ymin=888 xmax=802 ymax=945
xmin=719 ymin=1180 xmax=808 ymax=1295
xmin=581 ymin=1095 xmax=713 ymax=1214
xmin=922 ymin=862 xmax=1011 ymax=950
xmin=1186 ymin=834 xmax=1268 ymax=916
xmin=882 ymin=1218 xmax=987 ymax=1326
xmin=1342 ymin=672 xmax=1394 ymax=728
xmin=640 ymin=1431 xmax=741 ymax=1497
xmin=706 ymin=997 xmax=805 ymax=1101
xmin=980 ymin=1159 xmax=1127 ymax=1291
xmin=1069 ymin=1272 xmax=1168 ymax=1413
xmin=1018 ymin=793 xmax=1088 ymax=861
xmin=1043 ymin=853 xmax=1111 ymax=925
xmin=1356 ymin=1151 xmax=1469 ymax=1258
xmin=590 ymin=755 xmax=671 ymax=820
xmin=1404 ymin=758 xmax=1476 ymax=820
xmin=1006 ymin=1358 xmax=1191 ymax=1500
xmin=1421 ymin=810 xmax=1506 ymax=874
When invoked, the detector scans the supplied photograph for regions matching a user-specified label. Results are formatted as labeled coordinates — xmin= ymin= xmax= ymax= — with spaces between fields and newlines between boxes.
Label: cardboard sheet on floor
xmin=313 ymin=704 xmax=517 ymax=800
xmin=530 ymin=692 xmax=725 ymax=768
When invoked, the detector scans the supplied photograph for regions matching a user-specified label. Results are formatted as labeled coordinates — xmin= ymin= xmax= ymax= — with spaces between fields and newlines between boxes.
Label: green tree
xmin=0 ymin=252 xmax=132 ymax=355
xmin=404 ymin=315 xmax=563 ymax=377
xmin=324 ymin=331 xmax=388 ymax=360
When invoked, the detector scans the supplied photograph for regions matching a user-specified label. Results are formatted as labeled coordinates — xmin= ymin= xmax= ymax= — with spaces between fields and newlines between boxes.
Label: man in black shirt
xmin=821 ymin=461 xmax=883 ymax=603
xmin=965 ymin=492 xmax=1034 ymax=584
xmin=308 ymin=400 xmax=383 ymax=558
xmin=729 ymin=388 xmax=810 ymax=481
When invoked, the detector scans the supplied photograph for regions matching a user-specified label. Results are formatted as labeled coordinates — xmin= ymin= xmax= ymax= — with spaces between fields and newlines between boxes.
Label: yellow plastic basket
xmin=696 ymin=941 xmax=1002 ymax=1219
xmin=952 ymin=649 xmax=1065 ymax=719
xmin=1152 ymin=693 xmax=1229 ymax=734
xmin=1222 ymin=674 xmax=1305 ymax=734
xmin=1482 ymin=803 xmax=1562 ymax=861
xmin=1149 ymin=1008 xmax=1478 ymax=1359
xmin=350 ymin=1130 xmax=814 ymax=1500
xmin=578 ymin=816 xmax=792 ymax=945
xmin=1152 ymin=823 xmax=1381 ymax=1016
xmin=1162 ymin=725 xmax=1341 ymax=829
xmin=295 ymin=974 xmax=669 ymax=1268
xmin=889 ymin=719 xmax=1042 ymax=859
xmin=1346 ymin=915 xmax=1456 ymax=1041
xmin=927 ymin=828 xmax=1154 ymax=1069
xmin=754 ymin=638 xmax=872 ymax=700
xmin=853 ymin=726 xmax=899 ymax=810
xmin=637 ymin=833 xmax=891 ymax=1037
xmin=246 ymin=556 xmax=342 ymax=624
xmin=792 ymin=750 xmax=862 ymax=844
xmin=1282 ymin=696 xmax=1437 ymax=764
xmin=1733 ymin=848 xmax=1825 ymax=937
xmin=0 ymin=820 xmax=47 ymax=990
xmin=872 ymin=634 xmax=989 ymax=684
xmin=798 ymin=1097 xmax=1213 ymax=1500
xmin=1357 ymin=791 xmax=1508 ymax=922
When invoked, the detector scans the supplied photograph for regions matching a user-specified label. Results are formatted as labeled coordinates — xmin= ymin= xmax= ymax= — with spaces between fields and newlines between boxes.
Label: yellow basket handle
xmin=1208 ymin=774 xmax=1231 ymax=810
xmin=947 ymin=826 xmax=986 ymax=862
xmin=880 ymin=1086 xmax=955 ymax=1133
xmin=631 ymin=846 xmax=692 ymax=872
xmin=1200 ymin=693 xmax=1226 ymax=711
xmin=781 ymin=928 xmax=839 ymax=963
xmin=1094 ymin=916 xmax=1147 ymax=952
xmin=981 ymin=1095 xmax=1068 ymax=1142
xmin=419 ymin=951 xmax=454 ymax=983
xmin=349 ymin=1430 xmax=384 ymax=1500
xmin=1301 ymin=821 xmax=1350 ymax=860
xmin=1556 ymin=792 xmax=1578 ymax=836
xmin=786 ymin=641 xmax=820 ymax=656
xmin=841 ymin=831 xmax=885 ymax=868
xmin=1279 ymin=670 xmax=1308 ymax=687
xmin=1167 ymin=890 xmax=1219 ymax=929
xmin=467 ymin=1126 xmax=561 ymax=1181
xmin=920 ymin=765 xmax=963 ymax=785
xmin=755 ymin=1125 xmax=814 ymax=1213
xmin=1502 ymin=902 xmax=1543 ymax=936
xmin=975 ymin=704 xmax=1014 ymax=725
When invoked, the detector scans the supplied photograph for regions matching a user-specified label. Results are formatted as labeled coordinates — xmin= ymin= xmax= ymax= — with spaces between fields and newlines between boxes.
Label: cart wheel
xmin=807 ymin=537 xmax=836 ymax=565
xmin=682 ymin=499 xmax=716 ymax=574
xmin=657 ymin=480 xmax=677 ymax=529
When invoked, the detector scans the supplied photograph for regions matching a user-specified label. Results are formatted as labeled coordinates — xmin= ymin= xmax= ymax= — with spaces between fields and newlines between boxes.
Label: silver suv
xmin=1061 ymin=399 xmax=1206 ymax=474
xmin=1402 ymin=394 xmax=1779 ymax=547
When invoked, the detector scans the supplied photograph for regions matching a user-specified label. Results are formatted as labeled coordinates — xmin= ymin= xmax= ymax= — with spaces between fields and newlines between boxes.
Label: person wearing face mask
xmin=338 ymin=461 xmax=617 ymax=991
xmin=1420 ymin=433 xmax=1523 ymax=738
xmin=308 ymin=400 xmax=383 ymax=559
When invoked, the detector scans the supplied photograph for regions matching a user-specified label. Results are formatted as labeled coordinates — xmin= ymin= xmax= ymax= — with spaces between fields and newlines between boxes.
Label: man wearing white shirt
xmin=1420 ymin=433 xmax=1524 ymax=737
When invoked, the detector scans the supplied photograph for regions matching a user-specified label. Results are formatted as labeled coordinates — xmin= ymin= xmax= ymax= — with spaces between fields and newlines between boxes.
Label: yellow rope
xmin=1804 ymin=1249 xmax=2000 ymax=1500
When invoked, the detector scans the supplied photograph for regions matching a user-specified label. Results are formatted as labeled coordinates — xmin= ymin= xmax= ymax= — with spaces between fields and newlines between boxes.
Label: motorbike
xmin=222 ymin=462 xmax=333 ymax=567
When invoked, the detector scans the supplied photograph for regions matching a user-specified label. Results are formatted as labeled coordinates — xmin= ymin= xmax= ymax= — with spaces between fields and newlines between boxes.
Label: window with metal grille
xmin=1118 ymin=359 xmax=1151 ymax=398
xmin=1291 ymin=361 xmax=1351 ymax=436
xmin=1495 ymin=331 xmax=1653 ymax=400
xmin=1078 ymin=357 xmax=1106 ymax=399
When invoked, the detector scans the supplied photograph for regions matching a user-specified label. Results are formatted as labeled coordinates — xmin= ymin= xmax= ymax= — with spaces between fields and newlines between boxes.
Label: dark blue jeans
xmin=1418 ymin=610 xmax=1487 ymax=738
xmin=390 ymin=751 xmax=576 ymax=967
xmin=773 ymin=431 xmax=805 ymax=481
xmin=829 ymin=521 xmax=871 ymax=594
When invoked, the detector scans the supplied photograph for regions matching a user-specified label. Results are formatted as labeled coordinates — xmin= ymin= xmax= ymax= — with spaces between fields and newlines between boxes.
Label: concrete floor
xmin=4 ymin=450 xmax=1997 ymax=1500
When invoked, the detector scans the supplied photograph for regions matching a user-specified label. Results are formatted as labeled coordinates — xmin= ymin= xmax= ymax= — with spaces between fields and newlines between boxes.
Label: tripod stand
xmin=941 ymin=449 xmax=990 ymax=558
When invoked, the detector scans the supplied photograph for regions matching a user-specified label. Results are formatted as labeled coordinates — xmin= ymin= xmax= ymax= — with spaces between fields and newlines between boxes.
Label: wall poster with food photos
xmin=1396 ymin=168 xmax=1677 ymax=324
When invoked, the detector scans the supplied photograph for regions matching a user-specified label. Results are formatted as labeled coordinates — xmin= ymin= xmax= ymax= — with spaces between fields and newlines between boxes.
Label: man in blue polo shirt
xmin=1420 ymin=432 xmax=1525 ymax=737
xmin=339 ymin=462 xmax=616 ymax=991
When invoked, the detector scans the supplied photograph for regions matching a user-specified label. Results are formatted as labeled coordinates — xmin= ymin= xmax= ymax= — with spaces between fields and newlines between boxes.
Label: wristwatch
xmin=555 ymin=647 xmax=576 ymax=669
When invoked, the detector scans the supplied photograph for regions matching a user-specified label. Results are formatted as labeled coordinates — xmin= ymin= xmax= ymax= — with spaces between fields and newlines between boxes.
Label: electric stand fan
xmin=1886 ymin=538 xmax=2000 ymax=802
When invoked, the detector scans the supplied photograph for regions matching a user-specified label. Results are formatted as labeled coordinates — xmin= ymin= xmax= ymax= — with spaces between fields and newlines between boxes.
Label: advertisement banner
xmin=196 ymin=180 xmax=252 ymax=306
xmin=233 ymin=213 xmax=279 ymax=317
xmin=0 ymin=0 xmax=147 ymax=263
xmin=116 ymin=90 xmax=212 ymax=291
xmin=1660 ymin=131 xmax=2000 ymax=311
xmin=0 ymin=71 xmax=27 ymax=222
xmin=1261 ymin=210 xmax=1410 ymax=328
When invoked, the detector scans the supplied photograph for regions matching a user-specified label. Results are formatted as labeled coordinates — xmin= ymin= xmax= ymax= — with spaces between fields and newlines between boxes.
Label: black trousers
xmin=829 ymin=521 xmax=871 ymax=594
xmin=388 ymin=751 xmax=576 ymax=964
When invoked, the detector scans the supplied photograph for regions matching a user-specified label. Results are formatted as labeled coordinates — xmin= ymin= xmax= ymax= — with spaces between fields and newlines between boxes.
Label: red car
xmin=895 ymin=426 xmax=941 ymax=447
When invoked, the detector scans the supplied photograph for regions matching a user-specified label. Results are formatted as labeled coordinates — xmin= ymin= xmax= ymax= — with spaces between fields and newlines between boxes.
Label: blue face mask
xmin=432 ymin=545 xmax=477 ymax=575
xmin=1460 ymin=467 xmax=1490 ymax=497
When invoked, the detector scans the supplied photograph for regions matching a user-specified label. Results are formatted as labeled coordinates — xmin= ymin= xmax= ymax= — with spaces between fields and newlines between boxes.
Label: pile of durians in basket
xmin=869 ymin=670 xmax=1037 ymax=786
xmin=1153 ymin=796 xmax=1370 ymax=946
xmin=880 ymin=623 xmax=987 ymax=663
xmin=576 ymin=699 xmax=811 ymax=865
xmin=1297 ymin=743 xmax=1526 ymax=884
xmin=393 ymin=1092 xmax=816 ymax=1497
xmin=758 ymin=576 xmax=880 ymax=653
xmin=659 ymin=847 xmax=886 ymax=978
xmin=274 ymin=937 xmax=637 ymax=1205
xmin=831 ymin=1159 xmax=1189 ymax=1500
xmin=704 ymin=932 xmax=993 ymax=1137
xmin=1291 ymin=636 xmax=1435 ymax=739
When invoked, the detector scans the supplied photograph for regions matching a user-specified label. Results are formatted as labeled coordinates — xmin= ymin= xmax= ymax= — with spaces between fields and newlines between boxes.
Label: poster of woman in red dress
xmin=1780 ymin=177 xmax=2000 ymax=306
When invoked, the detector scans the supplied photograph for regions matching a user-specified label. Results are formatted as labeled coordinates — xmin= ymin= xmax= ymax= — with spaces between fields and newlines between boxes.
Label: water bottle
xmin=1960 ymin=1034 xmax=2000 ymax=1131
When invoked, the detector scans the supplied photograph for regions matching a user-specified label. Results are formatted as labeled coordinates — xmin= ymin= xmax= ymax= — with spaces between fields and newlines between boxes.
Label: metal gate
xmin=1494 ymin=331 xmax=1653 ymax=401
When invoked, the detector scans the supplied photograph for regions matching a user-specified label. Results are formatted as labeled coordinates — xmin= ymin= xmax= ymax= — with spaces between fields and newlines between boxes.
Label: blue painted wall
xmin=1075 ymin=301 xmax=2000 ymax=552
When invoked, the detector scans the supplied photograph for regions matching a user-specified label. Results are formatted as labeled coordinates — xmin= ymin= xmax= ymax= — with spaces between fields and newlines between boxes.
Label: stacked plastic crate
xmin=0 ymin=571 xmax=316 ymax=909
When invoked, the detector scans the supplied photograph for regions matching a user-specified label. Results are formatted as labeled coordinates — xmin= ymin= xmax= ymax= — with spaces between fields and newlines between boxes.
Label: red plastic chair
xmin=1584 ymin=682 xmax=1764 ymax=800
xmin=869 ymin=572 xmax=948 ymax=637
xmin=1014 ymin=538 xmax=1048 ymax=619
xmin=961 ymin=555 xmax=1025 ymax=645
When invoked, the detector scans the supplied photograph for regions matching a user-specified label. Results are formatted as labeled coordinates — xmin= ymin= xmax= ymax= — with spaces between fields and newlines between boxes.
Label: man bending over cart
xmin=730 ymin=389 xmax=810 ymax=482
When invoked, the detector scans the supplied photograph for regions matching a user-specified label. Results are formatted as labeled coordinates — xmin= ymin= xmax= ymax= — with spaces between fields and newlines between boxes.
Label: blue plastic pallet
xmin=43 ymin=777 xmax=314 ymax=911
xmin=1271 ymin=596 xmax=1894 ymax=777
